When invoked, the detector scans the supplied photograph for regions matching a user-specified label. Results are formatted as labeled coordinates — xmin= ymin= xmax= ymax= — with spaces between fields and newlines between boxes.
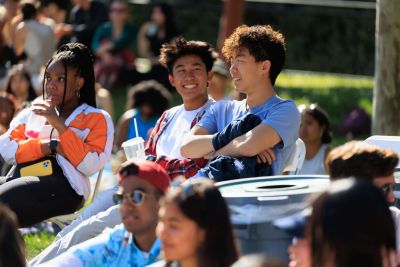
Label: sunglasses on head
xmin=113 ymin=190 xmax=147 ymax=206
xmin=381 ymin=183 xmax=395 ymax=196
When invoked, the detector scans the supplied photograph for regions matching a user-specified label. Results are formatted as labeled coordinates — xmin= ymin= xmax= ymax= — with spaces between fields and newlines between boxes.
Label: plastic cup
xmin=121 ymin=137 xmax=146 ymax=161
xmin=25 ymin=100 xmax=48 ymax=138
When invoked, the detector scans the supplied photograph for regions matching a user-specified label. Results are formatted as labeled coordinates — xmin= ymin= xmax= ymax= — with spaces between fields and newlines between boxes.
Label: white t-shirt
xmin=390 ymin=206 xmax=400 ymax=250
xmin=156 ymin=106 xmax=202 ymax=160
xmin=298 ymin=144 xmax=329 ymax=175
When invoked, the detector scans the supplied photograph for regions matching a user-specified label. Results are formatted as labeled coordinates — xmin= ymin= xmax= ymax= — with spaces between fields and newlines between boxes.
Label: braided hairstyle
xmin=42 ymin=43 xmax=96 ymax=116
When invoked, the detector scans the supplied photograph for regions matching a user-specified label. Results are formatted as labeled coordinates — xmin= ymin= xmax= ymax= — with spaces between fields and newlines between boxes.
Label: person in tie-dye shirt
xmin=37 ymin=160 xmax=170 ymax=267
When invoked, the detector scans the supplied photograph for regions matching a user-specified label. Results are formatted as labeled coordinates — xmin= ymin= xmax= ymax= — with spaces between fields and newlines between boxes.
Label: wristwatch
xmin=49 ymin=139 xmax=58 ymax=155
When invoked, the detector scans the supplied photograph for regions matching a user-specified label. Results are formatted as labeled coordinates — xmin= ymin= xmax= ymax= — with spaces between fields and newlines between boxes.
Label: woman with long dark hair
xmin=154 ymin=179 xmax=238 ymax=267
xmin=298 ymin=104 xmax=332 ymax=174
xmin=5 ymin=64 xmax=37 ymax=108
xmin=138 ymin=3 xmax=179 ymax=63
xmin=137 ymin=3 xmax=180 ymax=90
xmin=0 ymin=43 xmax=114 ymax=227
xmin=91 ymin=0 xmax=136 ymax=89
xmin=309 ymin=179 xmax=397 ymax=267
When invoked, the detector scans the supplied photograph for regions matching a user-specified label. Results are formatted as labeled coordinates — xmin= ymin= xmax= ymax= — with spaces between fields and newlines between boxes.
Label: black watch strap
xmin=50 ymin=139 xmax=58 ymax=155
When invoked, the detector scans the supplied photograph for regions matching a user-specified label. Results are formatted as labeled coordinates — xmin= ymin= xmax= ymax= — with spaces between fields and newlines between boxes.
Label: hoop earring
xmin=77 ymin=90 xmax=80 ymax=99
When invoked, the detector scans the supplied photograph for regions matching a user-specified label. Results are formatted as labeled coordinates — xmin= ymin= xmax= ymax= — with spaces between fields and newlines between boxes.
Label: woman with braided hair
xmin=0 ymin=43 xmax=114 ymax=227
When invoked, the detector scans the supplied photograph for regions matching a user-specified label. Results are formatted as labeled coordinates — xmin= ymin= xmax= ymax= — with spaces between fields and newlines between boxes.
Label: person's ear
xmin=320 ymin=125 xmax=326 ymax=138
xmin=168 ymin=74 xmax=175 ymax=87
xmin=198 ymin=228 xmax=206 ymax=243
xmin=261 ymin=60 xmax=271 ymax=74
xmin=207 ymin=71 xmax=213 ymax=82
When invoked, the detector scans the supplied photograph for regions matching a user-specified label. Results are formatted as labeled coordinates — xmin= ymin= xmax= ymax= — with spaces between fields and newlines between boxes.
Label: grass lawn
xmin=275 ymin=70 xmax=373 ymax=133
xmin=24 ymin=232 xmax=55 ymax=260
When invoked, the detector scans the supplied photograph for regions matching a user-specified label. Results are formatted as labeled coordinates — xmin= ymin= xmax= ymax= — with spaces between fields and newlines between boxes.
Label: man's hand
xmin=257 ymin=148 xmax=276 ymax=164
xmin=204 ymin=150 xmax=216 ymax=160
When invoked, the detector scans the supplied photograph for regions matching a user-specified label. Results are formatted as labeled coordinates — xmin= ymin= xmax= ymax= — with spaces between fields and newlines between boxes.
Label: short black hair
xmin=21 ymin=1 xmax=38 ymax=21
xmin=40 ymin=0 xmax=68 ymax=10
xmin=159 ymin=37 xmax=218 ymax=74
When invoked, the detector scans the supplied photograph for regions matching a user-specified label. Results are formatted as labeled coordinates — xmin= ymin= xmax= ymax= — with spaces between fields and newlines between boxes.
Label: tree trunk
xmin=373 ymin=0 xmax=400 ymax=135
xmin=217 ymin=0 xmax=245 ymax=52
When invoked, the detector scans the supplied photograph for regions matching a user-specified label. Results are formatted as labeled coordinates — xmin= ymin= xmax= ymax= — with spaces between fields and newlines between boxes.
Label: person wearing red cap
xmin=35 ymin=160 xmax=170 ymax=267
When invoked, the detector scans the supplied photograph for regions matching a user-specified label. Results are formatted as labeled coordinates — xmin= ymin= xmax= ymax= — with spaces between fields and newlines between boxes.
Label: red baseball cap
xmin=118 ymin=160 xmax=170 ymax=193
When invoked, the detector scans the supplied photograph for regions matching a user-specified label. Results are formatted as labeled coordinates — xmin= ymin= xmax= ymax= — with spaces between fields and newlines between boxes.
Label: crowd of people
xmin=0 ymin=1 xmax=398 ymax=267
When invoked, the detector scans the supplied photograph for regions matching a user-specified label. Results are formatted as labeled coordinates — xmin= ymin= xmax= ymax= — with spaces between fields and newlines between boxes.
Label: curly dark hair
xmin=222 ymin=24 xmax=286 ymax=85
xmin=326 ymin=141 xmax=399 ymax=182
xmin=159 ymin=37 xmax=218 ymax=74
xmin=126 ymin=80 xmax=171 ymax=117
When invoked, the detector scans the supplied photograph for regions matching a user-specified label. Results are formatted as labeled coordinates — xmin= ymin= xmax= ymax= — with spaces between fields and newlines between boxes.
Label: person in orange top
xmin=0 ymin=43 xmax=114 ymax=227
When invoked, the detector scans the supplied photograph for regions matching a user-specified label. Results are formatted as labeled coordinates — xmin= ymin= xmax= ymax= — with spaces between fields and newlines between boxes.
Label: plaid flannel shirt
xmin=145 ymin=99 xmax=214 ymax=179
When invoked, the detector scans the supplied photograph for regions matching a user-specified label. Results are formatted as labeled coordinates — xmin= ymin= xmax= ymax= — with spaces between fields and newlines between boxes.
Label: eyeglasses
xmin=113 ymin=190 xmax=147 ymax=206
xmin=110 ymin=8 xmax=127 ymax=13
xmin=381 ymin=183 xmax=396 ymax=196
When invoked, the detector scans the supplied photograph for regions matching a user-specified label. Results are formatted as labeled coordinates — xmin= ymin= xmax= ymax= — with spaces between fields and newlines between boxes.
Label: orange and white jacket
xmin=0 ymin=103 xmax=114 ymax=200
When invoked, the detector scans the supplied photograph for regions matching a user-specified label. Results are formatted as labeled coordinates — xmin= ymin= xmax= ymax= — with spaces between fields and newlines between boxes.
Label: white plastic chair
xmin=282 ymin=138 xmax=306 ymax=175
xmin=365 ymin=136 xmax=400 ymax=169
xmin=364 ymin=135 xmax=400 ymax=205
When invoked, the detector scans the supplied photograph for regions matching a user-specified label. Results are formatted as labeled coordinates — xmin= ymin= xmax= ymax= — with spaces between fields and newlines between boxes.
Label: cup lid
xmin=121 ymin=137 xmax=144 ymax=147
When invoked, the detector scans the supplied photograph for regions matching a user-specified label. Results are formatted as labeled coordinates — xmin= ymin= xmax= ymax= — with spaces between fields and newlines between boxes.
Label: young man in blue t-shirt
xmin=181 ymin=25 xmax=300 ymax=175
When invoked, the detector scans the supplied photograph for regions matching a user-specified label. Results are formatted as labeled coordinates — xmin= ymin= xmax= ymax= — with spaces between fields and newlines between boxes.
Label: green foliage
xmin=129 ymin=1 xmax=375 ymax=75
xmin=24 ymin=232 xmax=55 ymax=260
xmin=245 ymin=3 xmax=375 ymax=75
xmin=275 ymin=71 xmax=373 ymax=134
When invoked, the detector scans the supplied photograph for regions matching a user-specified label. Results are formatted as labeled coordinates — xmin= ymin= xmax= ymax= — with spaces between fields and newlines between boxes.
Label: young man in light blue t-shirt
xmin=181 ymin=25 xmax=300 ymax=175
xmin=37 ymin=160 xmax=170 ymax=267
